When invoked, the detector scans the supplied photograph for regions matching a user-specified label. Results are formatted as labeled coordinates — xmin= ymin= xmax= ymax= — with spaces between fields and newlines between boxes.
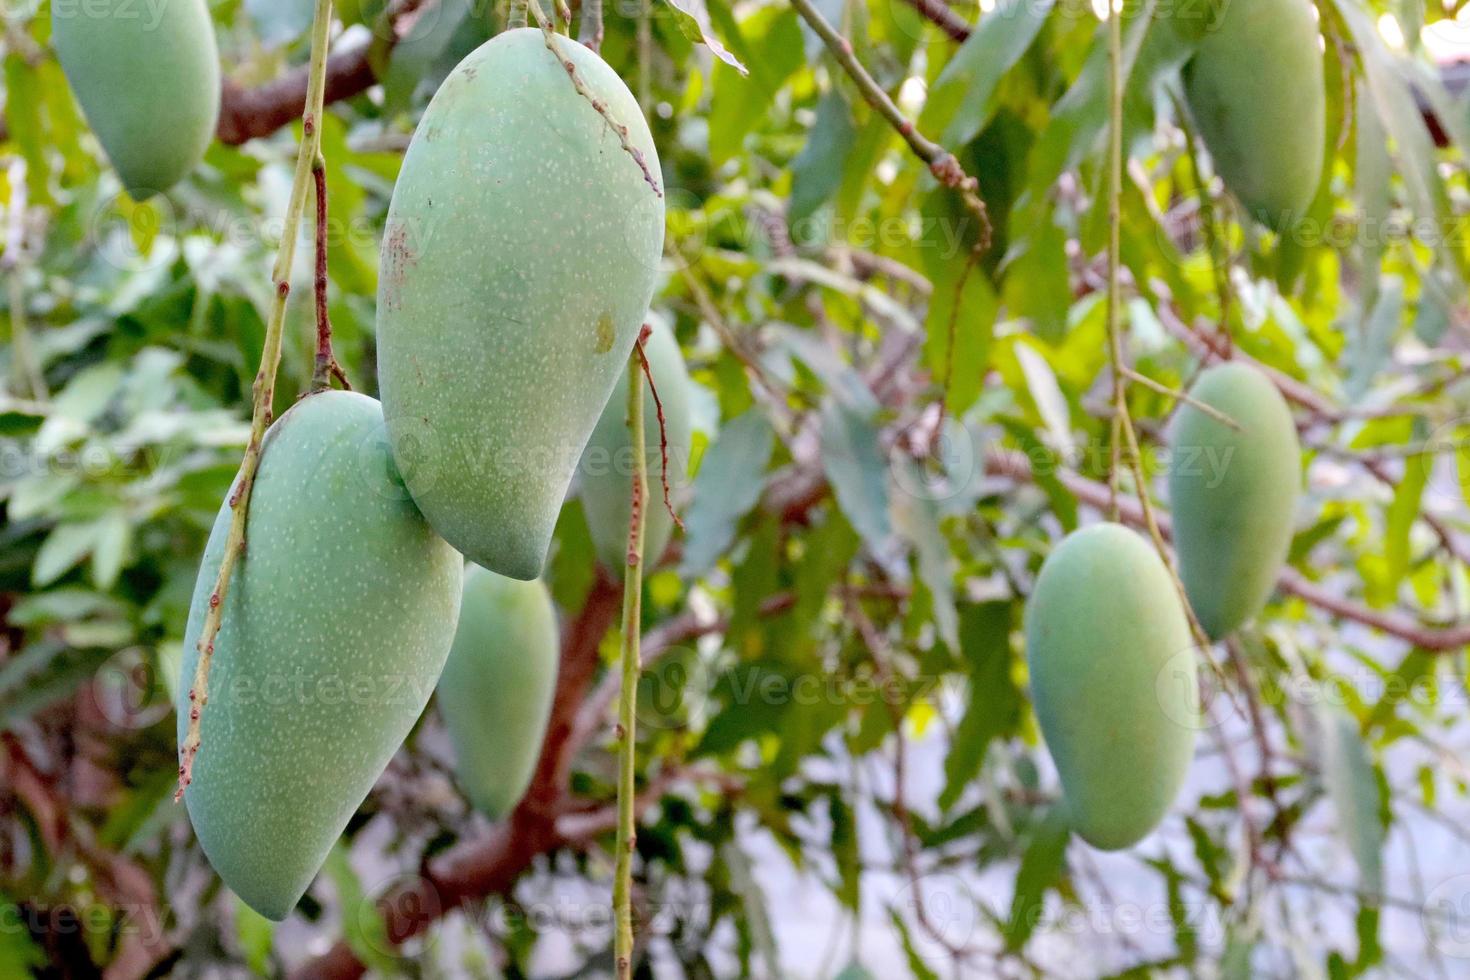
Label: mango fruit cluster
xmin=178 ymin=30 xmax=672 ymax=920
xmin=1027 ymin=363 xmax=1300 ymax=849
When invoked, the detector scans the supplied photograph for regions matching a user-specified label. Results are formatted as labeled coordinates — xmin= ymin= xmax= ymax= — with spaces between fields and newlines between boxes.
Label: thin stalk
xmin=613 ymin=332 xmax=649 ymax=979
xmin=177 ymin=0 xmax=336 ymax=800
xmin=1102 ymin=2 xmax=1219 ymax=667
xmin=310 ymin=155 xmax=348 ymax=392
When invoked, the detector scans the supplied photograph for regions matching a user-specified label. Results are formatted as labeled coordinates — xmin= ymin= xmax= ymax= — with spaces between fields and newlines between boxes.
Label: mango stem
xmin=177 ymin=0 xmax=337 ymax=802
xmin=613 ymin=327 xmax=650 ymax=978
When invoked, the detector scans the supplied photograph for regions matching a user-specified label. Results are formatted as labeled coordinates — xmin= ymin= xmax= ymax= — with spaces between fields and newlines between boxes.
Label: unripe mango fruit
xmin=1025 ymin=523 xmax=1197 ymax=850
xmin=436 ymin=565 xmax=560 ymax=818
xmin=377 ymin=27 xmax=665 ymax=581
xmin=1168 ymin=362 xmax=1300 ymax=640
xmin=1182 ymin=0 xmax=1324 ymax=231
xmin=178 ymin=391 xmax=463 ymax=921
xmin=578 ymin=320 xmax=692 ymax=573
xmin=52 ymin=0 xmax=220 ymax=199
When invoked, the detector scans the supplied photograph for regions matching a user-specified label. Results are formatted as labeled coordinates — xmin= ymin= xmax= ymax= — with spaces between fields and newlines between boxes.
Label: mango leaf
xmin=708 ymin=5 xmax=799 ymax=164
xmin=680 ymin=410 xmax=776 ymax=577
xmin=939 ymin=602 xmax=1020 ymax=811
xmin=789 ymin=90 xmax=857 ymax=225
xmin=920 ymin=0 xmax=1054 ymax=148
xmin=820 ymin=396 xmax=895 ymax=568
xmin=893 ymin=464 xmax=957 ymax=650
xmin=1316 ymin=704 xmax=1385 ymax=894
xmin=665 ymin=0 xmax=748 ymax=75
xmin=1004 ymin=805 xmax=1070 ymax=950
xmin=1384 ymin=451 xmax=1427 ymax=590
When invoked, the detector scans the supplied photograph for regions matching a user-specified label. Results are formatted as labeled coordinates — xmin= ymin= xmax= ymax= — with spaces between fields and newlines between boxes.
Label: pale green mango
xmin=1168 ymin=362 xmax=1301 ymax=640
xmin=178 ymin=391 xmax=462 ymax=921
xmin=437 ymin=565 xmax=559 ymax=818
xmin=578 ymin=319 xmax=692 ymax=573
xmin=378 ymin=27 xmax=665 ymax=581
xmin=1182 ymin=0 xmax=1324 ymax=231
xmin=53 ymin=0 xmax=220 ymax=199
xmin=1025 ymin=523 xmax=1197 ymax=850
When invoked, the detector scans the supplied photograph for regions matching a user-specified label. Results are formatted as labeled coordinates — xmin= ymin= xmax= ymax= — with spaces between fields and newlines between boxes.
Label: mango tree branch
xmin=787 ymin=0 xmax=989 ymax=251
xmin=176 ymin=0 xmax=336 ymax=800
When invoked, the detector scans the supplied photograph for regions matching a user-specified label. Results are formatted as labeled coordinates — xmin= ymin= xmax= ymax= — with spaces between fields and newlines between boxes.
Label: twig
xmin=310 ymin=157 xmax=348 ymax=393
xmin=1120 ymin=367 xmax=1241 ymax=429
xmin=983 ymin=449 xmax=1470 ymax=653
xmin=788 ymin=0 xmax=989 ymax=251
xmin=614 ymin=327 xmax=651 ymax=980
xmin=635 ymin=335 xmax=682 ymax=529
xmin=900 ymin=0 xmax=971 ymax=43
xmin=177 ymin=0 xmax=337 ymax=801
xmin=529 ymin=0 xmax=662 ymax=198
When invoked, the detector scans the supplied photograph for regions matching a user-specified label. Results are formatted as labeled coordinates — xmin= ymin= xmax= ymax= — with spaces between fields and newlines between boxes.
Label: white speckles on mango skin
xmin=52 ymin=0 xmax=220 ymax=199
xmin=578 ymin=319 xmax=692 ymax=574
xmin=377 ymin=27 xmax=665 ymax=582
xmin=436 ymin=565 xmax=559 ymax=819
xmin=177 ymin=391 xmax=463 ymax=922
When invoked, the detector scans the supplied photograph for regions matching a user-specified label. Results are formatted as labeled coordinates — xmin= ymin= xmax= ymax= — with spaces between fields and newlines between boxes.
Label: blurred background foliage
xmin=1 ymin=0 xmax=1469 ymax=975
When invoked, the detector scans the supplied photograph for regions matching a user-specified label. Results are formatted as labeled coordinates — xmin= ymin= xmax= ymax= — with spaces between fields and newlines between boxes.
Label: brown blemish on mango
xmin=594 ymin=313 xmax=615 ymax=354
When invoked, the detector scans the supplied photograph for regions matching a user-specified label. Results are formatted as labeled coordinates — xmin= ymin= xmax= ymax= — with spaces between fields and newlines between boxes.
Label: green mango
xmin=1168 ymin=362 xmax=1301 ymax=640
xmin=436 ymin=565 xmax=559 ymax=818
xmin=1182 ymin=0 xmax=1324 ymax=231
xmin=52 ymin=0 xmax=220 ymax=199
xmin=178 ymin=391 xmax=462 ymax=921
xmin=578 ymin=319 xmax=692 ymax=573
xmin=377 ymin=27 xmax=665 ymax=581
xmin=1025 ymin=523 xmax=1197 ymax=850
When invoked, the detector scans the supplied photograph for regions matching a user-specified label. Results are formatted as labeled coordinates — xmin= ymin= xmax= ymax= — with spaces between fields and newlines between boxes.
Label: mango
xmin=377 ymin=27 xmax=665 ymax=581
xmin=578 ymin=319 xmax=692 ymax=573
xmin=52 ymin=0 xmax=220 ymax=199
xmin=1025 ymin=523 xmax=1197 ymax=850
xmin=1168 ymin=362 xmax=1300 ymax=640
xmin=436 ymin=565 xmax=559 ymax=818
xmin=178 ymin=391 xmax=463 ymax=921
xmin=1182 ymin=0 xmax=1324 ymax=231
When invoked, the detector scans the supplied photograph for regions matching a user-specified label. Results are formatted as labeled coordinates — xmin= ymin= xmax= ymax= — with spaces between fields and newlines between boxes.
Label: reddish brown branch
xmin=217 ymin=41 xmax=381 ymax=147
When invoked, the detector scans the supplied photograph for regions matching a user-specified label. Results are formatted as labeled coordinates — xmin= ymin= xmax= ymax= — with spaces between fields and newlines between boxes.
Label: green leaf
xmin=1004 ymin=805 xmax=1070 ymax=950
xmin=939 ymin=602 xmax=1020 ymax=811
xmin=664 ymin=0 xmax=748 ymax=75
xmin=924 ymin=257 xmax=997 ymax=416
xmin=235 ymin=898 xmax=277 ymax=975
xmin=680 ymin=410 xmax=776 ymax=577
xmin=820 ymin=396 xmax=894 ymax=567
xmin=33 ymin=521 xmax=102 ymax=588
xmin=322 ymin=844 xmax=398 ymax=975
xmin=1384 ymin=452 xmax=1427 ymax=590
xmin=920 ymin=0 xmax=1054 ymax=148
xmin=708 ymin=6 xmax=802 ymax=165
xmin=1316 ymin=704 xmax=1385 ymax=894
xmin=789 ymin=90 xmax=858 ymax=226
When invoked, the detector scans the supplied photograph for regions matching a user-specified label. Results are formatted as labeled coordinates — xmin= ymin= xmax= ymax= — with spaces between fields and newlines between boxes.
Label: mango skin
xmin=578 ymin=320 xmax=692 ymax=573
xmin=52 ymin=0 xmax=220 ymax=199
xmin=377 ymin=27 xmax=665 ymax=581
xmin=1168 ymin=362 xmax=1301 ymax=640
xmin=436 ymin=565 xmax=560 ymax=819
xmin=178 ymin=391 xmax=463 ymax=921
xmin=1025 ymin=523 xmax=1197 ymax=851
xmin=1182 ymin=0 xmax=1324 ymax=231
